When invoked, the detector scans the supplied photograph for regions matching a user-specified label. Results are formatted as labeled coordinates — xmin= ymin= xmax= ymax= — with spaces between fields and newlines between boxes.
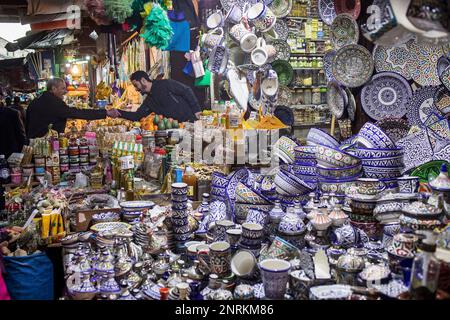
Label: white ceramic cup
xmin=246 ymin=2 xmax=277 ymax=32
xmin=240 ymin=32 xmax=258 ymax=53
xmin=231 ymin=250 xmax=257 ymax=278
xmin=259 ymin=258 xmax=291 ymax=299
xmin=251 ymin=38 xmax=269 ymax=66
xmin=207 ymin=10 xmax=224 ymax=29
xmin=202 ymin=27 xmax=224 ymax=49
xmin=230 ymin=23 xmax=250 ymax=42
xmin=225 ymin=4 xmax=243 ymax=24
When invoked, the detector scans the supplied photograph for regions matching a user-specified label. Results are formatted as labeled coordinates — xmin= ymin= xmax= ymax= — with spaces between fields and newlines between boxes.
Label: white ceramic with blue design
xmin=242 ymin=222 xmax=264 ymax=239
xmin=173 ymin=223 xmax=190 ymax=234
xmin=362 ymin=165 xmax=403 ymax=179
xmin=396 ymin=176 xmax=419 ymax=193
xmin=307 ymin=128 xmax=340 ymax=148
xmin=259 ymin=258 xmax=291 ymax=299
xmin=206 ymin=10 xmax=224 ymax=29
xmin=354 ymin=147 xmax=403 ymax=159
xmin=361 ymin=155 xmax=404 ymax=167
xmin=357 ymin=122 xmax=396 ymax=149
xmin=174 ymin=231 xmax=191 ymax=241
xmin=226 ymin=228 xmax=242 ymax=246
xmin=171 ymin=217 xmax=189 ymax=227
xmin=231 ymin=250 xmax=257 ymax=278
xmin=331 ymin=224 xmax=357 ymax=248
xmin=171 ymin=182 xmax=188 ymax=195
xmin=172 ymin=200 xmax=188 ymax=210
xmin=245 ymin=209 xmax=268 ymax=226
xmin=172 ymin=208 xmax=189 ymax=219
xmin=215 ymin=219 xmax=235 ymax=241
xmin=247 ymin=2 xmax=277 ymax=32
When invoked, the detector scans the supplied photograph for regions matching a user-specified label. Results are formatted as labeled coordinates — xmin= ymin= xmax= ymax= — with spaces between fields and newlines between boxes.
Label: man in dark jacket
xmin=0 ymin=106 xmax=26 ymax=159
xmin=117 ymin=71 xmax=201 ymax=122
xmin=26 ymin=78 xmax=120 ymax=138
xmin=10 ymin=96 xmax=26 ymax=123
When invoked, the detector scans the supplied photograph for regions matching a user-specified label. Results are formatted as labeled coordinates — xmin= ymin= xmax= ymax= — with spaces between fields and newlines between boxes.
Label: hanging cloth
xmin=163 ymin=10 xmax=190 ymax=52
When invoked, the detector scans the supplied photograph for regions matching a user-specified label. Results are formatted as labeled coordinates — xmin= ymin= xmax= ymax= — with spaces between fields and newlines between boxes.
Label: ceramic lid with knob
xmin=429 ymin=163 xmax=450 ymax=191
xmin=337 ymin=252 xmax=365 ymax=272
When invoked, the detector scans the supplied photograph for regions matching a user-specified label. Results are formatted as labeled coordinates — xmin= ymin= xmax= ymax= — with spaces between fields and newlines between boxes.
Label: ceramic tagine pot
xmin=329 ymin=204 xmax=349 ymax=227
xmin=303 ymin=192 xmax=319 ymax=213
xmin=336 ymin=251 xmax=366 ymax=286
xmin=311 ymin=208 xmax=332 ymax=235
xmin=399 ymin=200 xmax=445 ymax=232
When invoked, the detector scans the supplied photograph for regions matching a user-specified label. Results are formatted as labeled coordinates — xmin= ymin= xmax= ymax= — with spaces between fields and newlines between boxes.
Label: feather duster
xmin=104 ymin=0 xmax=134 ymax=23
xmin=140 ymin=4 xmax=173 ymax=49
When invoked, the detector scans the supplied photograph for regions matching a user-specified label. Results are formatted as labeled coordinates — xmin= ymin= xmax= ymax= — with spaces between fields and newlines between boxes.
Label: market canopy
xmin=5 ymin=29 xmax=76 ymax=51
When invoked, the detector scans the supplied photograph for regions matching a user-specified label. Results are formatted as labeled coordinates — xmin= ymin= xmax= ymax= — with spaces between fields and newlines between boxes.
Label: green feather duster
xmin=105 ymin=0 xmax=134 ymax=23
xmin=140 ymin=3 xmax=173 ymax=49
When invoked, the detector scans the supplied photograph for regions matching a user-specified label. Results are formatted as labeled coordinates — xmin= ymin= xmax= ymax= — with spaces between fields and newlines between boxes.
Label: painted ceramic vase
xmin=209 ymin=241 xmax=232 ymax=276
xmin=259 ymin=258 xmax=291 ymax=299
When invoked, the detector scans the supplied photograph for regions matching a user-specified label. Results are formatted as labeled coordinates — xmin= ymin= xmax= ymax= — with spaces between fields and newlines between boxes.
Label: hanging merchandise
xmin=164 ymin=10 xmax=190 ymax=52
xmin=140 ymin=3 xmax=174 ymax=49
xmin=104 ymin=0 xmax=134 ymax=23
xmin=84 ymin=0 xmax=112 ymax=25
xmin=194 ymin=60 xmax=211 ymax=87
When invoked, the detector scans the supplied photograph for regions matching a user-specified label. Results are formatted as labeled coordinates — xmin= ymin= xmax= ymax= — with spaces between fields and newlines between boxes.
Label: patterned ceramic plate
xmin=90 ymin=222 xmax=132 ymax=233
xmin=269 ymin=0 xmax=293 ymax=18
xmin=327 ymin=80 xmax=346 ymax=119
xmin=429 ymin=118 xmax=450 ymax=140
xmin=424 ymin=112 xmax=444 ymax=127
xmin=411 ymin=160 xmax=449 ymax=183
xmin=277 ymin=86 xmax=292 ymax=105
xmin=332 ymin=44 xmax=374 ymax=88
xmin=440 ymin=65 xmax=450 ymax=92
xmin=345 ymin=88 xmax=356 ymax=121
xmin=360 ymin=72 xmax=412 ymax=120
xmin=434 ymin=86 xmax=450 ymax=115
xmin=373 ymin=39 xmax=414 ymax=80
xmin=274 ymin=105 xmax=295 ymax=126
xmin=271 ymin=60 xmax=294 ymax=86
xmin=406 ymin=86 xmax=442 ymax=126
xmin=271 ymin=19 xmax=289 ymax=41
xmin=333 ymin=0 xmax=361 ymax=20
xmin=330 ymin=13 xmax=359 ymax=50
xmin=375 ymin=117 xmax=410 ymax=143
xmin=409 ymin=41 xmax=445 ymax=86
xmin=227 ymin=168 xmax=250 ymax=203
xmin=323 ymin=50 xmax=336 ymax=82
xmin=437 ymin=56 xmax=450 ymax=77
xmin=269 ymin=39 xmax=291 ymax=61
xmin=318 ymin=0 xmax=336 ymax=25
xmin=397 ymin=129 xmax=434 ymax=174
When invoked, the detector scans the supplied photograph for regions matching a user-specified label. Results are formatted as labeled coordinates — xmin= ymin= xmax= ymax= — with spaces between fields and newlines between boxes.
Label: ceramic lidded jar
xmin=311 ymin=208 xmax=332 ymax=232
xmin=293 ymin=200 xmax=306 ymax=220
xmin=304 ymin=193 xmax=318 ymax=213
xmin=429 ymin=164 xmax=450 ymax=192
xmin=278 ymin=206 xmax=306 ymax=236
xmin=329 ymin=204 xmax=349 ymax=227
xmin=269 ymin=200 xmax=286 ymax=223
xmin=336 ymin=251 xmax=366 ymax=286
xmin=70 ymin=272 xmax=97 ymax=300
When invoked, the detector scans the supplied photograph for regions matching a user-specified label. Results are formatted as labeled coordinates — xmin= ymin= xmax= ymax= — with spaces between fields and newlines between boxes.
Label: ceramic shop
xmin=0 ymin=0 xmax=450 ymax=301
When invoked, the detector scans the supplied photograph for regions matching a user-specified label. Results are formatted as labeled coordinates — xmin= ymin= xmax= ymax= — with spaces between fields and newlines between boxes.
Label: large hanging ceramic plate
xmin=440 ymin=66 xmax=450 ymax=92
xmin=345 ymin=88 xmax=356 ymax=121
xmin=411 ymin=160 xmax=449 ymax=183
xmin=406 ymin=86 xmax=442 ymax=126
xmin=409 ymin=41 xmax=445 ymax=86
xmin=372 ymin=39 xmax=414 ymax=80
xmin=271 ymin=60 xmax=293 ymax=86
xmin=274 ymin=105 xmax=295 ymax=126
xmin=437 ymin=56 xmax=450 ymax=78
xmin=327 ymin=80 xmax=346 ymax=119
xmin=272 ymin=20 xmax=289 ymax=41
xmin=375 ymin=117 xmax=410 ymax=143
xmin=269 ymin=39 xmax=291 ymax=61
xmin=318 ymin=0 xmax=337 ymax=25
xmin=332 ymin=44 xmax=374 ymax=88
xmin=269 ymin=0 xmax=293 ymax=18
xmin=360 ymin=72 xmax=412 ymax=121
xmin=277 ymin=86 xmax=292 ymax=105
xmin=333 ymin=0 xmax=361 ymax=20
xmin=330 ymin=13 xmax=359 ymax=50
xmin=323 ymin=50 xmax=336 ymax=82
xmin=434 ymin=86 xmax=450 ymax=115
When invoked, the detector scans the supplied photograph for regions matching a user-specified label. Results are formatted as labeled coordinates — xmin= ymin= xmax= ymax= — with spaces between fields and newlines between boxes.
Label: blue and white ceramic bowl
xmin=173 ymin=231 xmax=192 ymax=241
xmin=353 ymin=147 xmax=403 ymax=159
xmin=357 ymin=122 xmax=396 ymax=149
xmin=235 ymin=202 xmax=274 ymax=222
xmin=172 ymin=208 xmax=189 ymax=219
xmin=211 ymin=172 xmax=229 ymax=189
xmin=246 ymin=209 xmax=268 ymax=226
xmin=171 ymin=217 xmax=189 ymax=227
xmin=242 ymin=222 xmax=264 ymax=239
xmin=291 ymin=164 xmax=317 ymax=176
xmin=294 ymin=145 xmax=317 ymax=161
xmin=275 ymin=167 xmax=315 ymax=196
xmin=361 ymin=156 xmax=404 ymax=168
xmin=307 ymin=128 xmax=340 ymax=148
xmin=171 ymin=183 xmax=189 ymax=195
xmin=120 ymin=201 xmax=155 ymax=212
xmin=363 ymin=165 xmax=403 ymax=179
xmin=235 ymin=182 xmax=273 ymax=205
xmin=316 ymin=144 xmax=361 ymax=168
xmin=171 ymin=194 xmax=188 ymax=203
xmin=172 ymin=200 xmax=188 ymax=210
xmin=210 ymin=186 xmax=227 ymax=200
xmin=316 ymin=163 xmax=362 ymax=179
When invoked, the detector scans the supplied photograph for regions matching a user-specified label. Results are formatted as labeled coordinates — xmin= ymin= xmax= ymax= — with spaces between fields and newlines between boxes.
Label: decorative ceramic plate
xmin=429 ymin=118 xmax=450 ymax=141
xmin=373 ymin=39 xmax=414 ymax=80
xmin=411 ymin=160 xmax=449 ymax=183
xmin=440 ymin=65 xmax=450 ymax=92
xmin=269 ymin=0 xmax=293 ymax=18
xmin=437 ymin=56 xmax=450 ymax=77
xmin=333 ymin=0 xmax=361 ymax=20
xmin=397 ymin=130 xmax=434 ymax=174
xmin=323 ymin=50 xmax=336 ymax=82
xmin=330 ymin=13 xmax=359 ymax=50
xmin=271 ymin=19 xmax=289 ymax=41
xmin=318 ymin=0 xmax=337 ymax=25
xmin=277 ymin=86 xmax=292 ymax=105
xmin=327 ymin=80 xmax=346 ymax=119
xmin=269 ymin=39 xmax=291 ymax=61
xmin=345 ymin=88 xmax=356 ymax=121
xmin=309 ymin=284 xmax=352 ymax=300
xmin=424 ymin=112 xmax=444 ymax=127
xmin=360 ymin=72 xmax=412 ymax=120
xmin=375 ymin=117 xmax=410 ymax=143
xmin=90 ymin=222 xmax=132 ymax=233
xmin=332 ymin=44 xmax=374 ymax=88
xmin=406 ymin=86 xmax=441 ymax=126
xmin=120 ymin=201 xmax=155 ymax=210
xmin=409 ymin=41 xmax=445 ymax=86
xmin=271 ymin=60 xmax=294 ymax=86
xmin=428 ymin=130 xmax=449 ymax=154
xmin=434 ymin=86 xmax=450 ymax=115
xmin=274 ymin=105 xmax=295 ymax=126
xmin=220 ymin=0 xmax=233 ymax=12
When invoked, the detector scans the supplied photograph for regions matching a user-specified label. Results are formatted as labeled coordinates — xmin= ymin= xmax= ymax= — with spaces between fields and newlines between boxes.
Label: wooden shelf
xmin=291 ymin=104 xmax=328 ymax=108
xmin=292 ymin=67 xmax=323 ymax=70
xmin=290 ymin=52 xmax=326 ymax=56
xmin=292 ymin=122 xmax=331 ymax=128
xmin=290 ymin=85 xmax=327 ymax=89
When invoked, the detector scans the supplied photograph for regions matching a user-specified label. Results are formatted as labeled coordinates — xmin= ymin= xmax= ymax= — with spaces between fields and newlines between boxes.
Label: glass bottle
xmin=183 ymin=166 xmax=198 ymax=201
xmin=293 ymin=200 xmax=306 ymax=220
xmin=409 ymin=232 xmax=441 ymax=300
xmin=160 ymin=287 xmax=170 ymax=300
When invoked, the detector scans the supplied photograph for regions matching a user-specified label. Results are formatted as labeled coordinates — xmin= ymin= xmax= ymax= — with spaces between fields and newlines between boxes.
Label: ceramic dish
xmin=440 ymin=65 xmax=450 ymax=92
xmin=436 ymin=55 xmax=450 ymax=78
xmin=433 ymin=86 xmax=450 ymax=115
xmin=332 ymin=44 xmax=374 ymax=88
xmin=120 ymin=201 xmax=155 ymax=210
xmin=271 ymin=60 xmax=294 ymax=86
xmin=360 ymin=72 xmax=412 ymax=121
xmin=357 ymin=122 xmax=396 ymax=149
xmin=269 ymin=39 xmax=291 ymax=61
xmin=372 ymin=39 xmax=414 ymax=80
xmin=90 ymin=222 xmax=132 ymax=233
xmin=409 ymin=41 xmax=444 ymax=86
xmin=330 ymin=13 xmax=359 ymax=50
xmin=405 ymin=85 xmax=441 ymax=126
xmin=327 ymin=80 xmax=347 ymax=119
xmin=269 ymin=0 xmax=293 ymax=18
xmin=309 ymin=284 xmax=352 ymax=300
xmin=323 ymin=50 xmax=337 ymax=82
xmin=318 ymin=0 xmax=336 ymax=25
xmin=375 ymin=117 xmax=410 ymax=143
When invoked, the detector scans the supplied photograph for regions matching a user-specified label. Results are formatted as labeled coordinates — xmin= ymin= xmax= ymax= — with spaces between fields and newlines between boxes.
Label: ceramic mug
xmin=208 ymin=44 xmax=229 ymax=74
xmin=209 ymin=241 xmax=232 ymax=276
xmin=246 ymin=2 xmax=276 ymax=32
xmin=259 ymin=258 xmax=291 ymax=299
xmin=215 ymin=219 xmax=235 ymax=241
xmin=241 ymin=222 xmax=264 ymax=239
xmin=263 ymin=236 xmax=297 ymax=260
xmin=396 ymin=176 xmax=419 ymax=193
xmin=225 ymin=4 xmax=243 ymax=24
xmin=171 ymin=182 xmax=188 ymax=195
xmin=231 ymin=250 xmax=257 ymax=278
xmin=251 ymin=38 xmax=269 ymax=66
xmin=356 ymin=178 xmax=386 ymax=196
xmin=207 ymin=10 xmax=223 ymax=29
xmin=230 ymin=22 xmax=250 ymax=43
xmin=261 ymin=69 xmax=279 ymax=97
xmin=226 ymin=228 xmax=242 ymax=246
xmin=202 ymin=28 xmax=224 ymax=49
xmin=240 ymin=32 xmax=258 ymax=53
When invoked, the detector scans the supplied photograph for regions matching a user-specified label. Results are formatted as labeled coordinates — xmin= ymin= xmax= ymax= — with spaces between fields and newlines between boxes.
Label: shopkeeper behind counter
xmin=26 ymin=78 xmax=120 ymax=139
xmin=117 ymin=71 xmax=201 ymax=123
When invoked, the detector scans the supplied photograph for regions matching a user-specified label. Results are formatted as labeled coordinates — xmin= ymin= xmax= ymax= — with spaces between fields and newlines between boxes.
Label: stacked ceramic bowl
xmin=210 ymin=172 xmax=229 ymax=201
xmin=273 ymin=136 xmax=298 ymax=164
xmin=238 ymin=222 xmax=265 ymax=258
xmin=120 ymin=201 xmax=155 ymax=225
xmin=306 ymin=128 xmax=340 ymax=148
xmin=315 ymin=144 xmax=362 ymax=196
xmin=354 ymin=122 xmax=404 ymax=184
xmin=275 ymin=166 xmax=315 ymax=197
xmin=171 ymin=182 xmax=192 ymax=245
xmin=292 ymin=146 xmax=318 ymax=185
xmin=235 ymin=182 xmax=274 ymax=224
